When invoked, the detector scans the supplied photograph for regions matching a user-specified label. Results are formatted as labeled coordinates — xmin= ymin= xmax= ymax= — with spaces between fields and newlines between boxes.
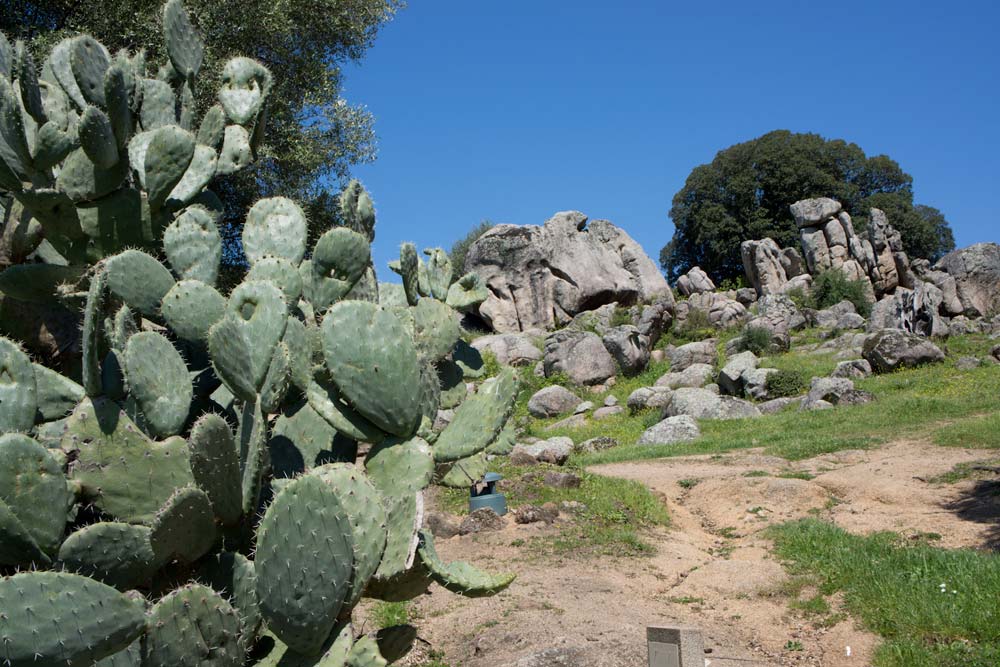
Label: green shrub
xmin=765 ymin=369 xmax=807 ymax=398
xmin=785 ymin=285 xmax=811 ymax=311
xmin=671 ymin=307 xmax=715 ymax=343
xmin=810 ymin=270 xmax=872 ymax=317
xmin=739 ymin=325 xmax=774 ymax=355
xmin=610 ymin=305 xmax=634 ymax=327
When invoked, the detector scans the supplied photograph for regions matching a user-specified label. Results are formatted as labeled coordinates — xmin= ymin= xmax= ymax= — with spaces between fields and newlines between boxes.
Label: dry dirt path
xmin=393 ymin=441 xmax=1000 ymax=667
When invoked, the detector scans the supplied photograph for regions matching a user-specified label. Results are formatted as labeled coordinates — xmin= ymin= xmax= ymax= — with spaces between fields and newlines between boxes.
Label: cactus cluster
xmin=0 ymin=4 xmax=516 ymax=666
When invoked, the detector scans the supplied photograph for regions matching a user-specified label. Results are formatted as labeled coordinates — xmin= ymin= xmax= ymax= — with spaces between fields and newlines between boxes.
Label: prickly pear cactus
xmin=0 ymin=4 xmax=516 ymax=665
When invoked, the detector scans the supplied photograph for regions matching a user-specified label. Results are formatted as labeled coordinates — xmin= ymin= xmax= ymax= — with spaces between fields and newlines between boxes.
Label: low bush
xmin=739 ymin=325 xmax=774 ymax=355
xmin=810 ymin=270 xmax=872 ymax=317
xmin=765 ymin=369 xmax=808 ymax=398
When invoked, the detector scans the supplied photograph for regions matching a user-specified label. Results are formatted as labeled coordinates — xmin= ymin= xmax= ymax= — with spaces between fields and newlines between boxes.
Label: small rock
xmin=802 ymin=399 xmax=834 ymax=411
xmin=626 ymin=386 xmax=674 ymax=413
xmin=425 ymin=512 xmax=460 ymax=539
xmin=991 ymin=344 xmax=1000 ymax=363
xmin=603 ymin=395 xmax=619 ymax=407
xmin=758 ymin=396 xmax=801 ymax=414
xmin=805 ymin=377 xmax=855 ymax=405
xmin=574 ymin=401 xmax=594 ymax=414
xmin=837 ymin=389 xmax=876 ymax=405
xmin=459 ymin=508 xmax=504 ymax=535
xmin=592 ymin=405 xmax=624 ymax=420
xmin=831 ymin=359 xmax=872 ymax=379
xmin=509 ymin=449 xmax=539 ymax=466
xmin=543 ymin=471 xmax=582 ymax=488
xmin=575 ymin=436 xmax=619 ymax=453
xmin=655 ymin=363 xmax=715 ymax=389
xmin=528 ymin=385 xmax=581 ymax=418
xmin=863 ymin=328 xmax=945 ymax=373
xmin=650 ymin=349 xmax=666 ymax=363
xmin=560 ymin=500 xmax=586 ymax=513
xmin=514 ymin=437 xmax=575 ymax=465
xmin=637 ymin=415 xmax=700 ymax=445
xmin=955 ymin=356 xmax=981 ymax=370
xmin=543 ymin=414 xmax=588 ymax=432
xmin=513 ymin=504 xmax=559 ymax=525
xmin=433 ymin=409 xmax=455 ymax=431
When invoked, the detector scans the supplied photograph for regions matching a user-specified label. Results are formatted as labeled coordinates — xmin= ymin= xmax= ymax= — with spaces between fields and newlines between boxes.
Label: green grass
xmin=928 ymin=459 xmax=1000 ymax=485
xmin=574 ymin=357 xmax=1000 ymax=465
xmin=933 ymin=413 xmax=1000 ymax=449
xmin=369 ymin=601 xmax=411 ymax=629
xmin=439 ymin=459 xmax=670 ymax=556
xmin=769 ymin=519 xmax=1000 ymax=667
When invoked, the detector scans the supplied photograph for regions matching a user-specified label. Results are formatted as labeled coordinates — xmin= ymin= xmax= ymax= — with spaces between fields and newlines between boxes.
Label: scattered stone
xmin=573 ymin=401 xmax=594 ymax=414
xmin=718 ymin=350 xmax=758 ymax=396
xmin=509 ymin=449 xmax=539 ymax=466
xmin=637 ymin=415 xmax=701 ymax=445
xmin=575 ymin=436 xmax=619 ymax=453
xmin=626 ymin=386 xmax=674 ymax=413
xmin=681 ymin=291 xmax=748 ymax=329
xmin=831 ymin=359 xmax=872 ymax=379
xmin=543 ymin=329 xmax=617 ymax=385
xmin=735 ymin=287 xmax=759 ymax=306
xmin=741 ymin=367 xmax=778 ymax=401
xmin=676 ymin=266 xmax=716 ymax=296
xmin=513 ymin=503 xmax=559 ymax=525
xmin=805 ymin=377 xmax=855 ymax=405
xmin=802 ymin=399 xmax=834 ymax=411
xmin=663 ymin=340 xmax=718 ymax=372
xmin=543 ymin=472 xmax=582 ymax=489
xmin=513 ymin=437 xmax=575 ymax=465
xmin=663 ymin=387 xmax=761 ymax=420
xmin=636 ymin=299 xmax=674 ymax=347
xmin=601 ymin=325 xmax=651 ymax=376
xmin=543 ymin=414 xmax=588 ymax=432
xmin=458 ymin=508 xmax=504 ymax=535
xmin=603 ymin=395 xmax=619 ymax=407
xmin=813 ymin=300 xmax=857 ymax=329
xmin=470 ymin=333 xmax=543 ymax=366
xmin=756 ymin=294 xmax=807 ymax=332
xmin=863 ymin=328 xmax=945 ymax=373
xmin=425 ymin=512 xmax=460 ymax=539
xmin=955 ymin=356 xmax=981 ymax=370
xmin=758 ymin=396 xmax=802 ymax=414
xmin=655 ymin=362 xmax=716 ymax=390
xmin=466 ymin=211 xmax=672 ymax=332
xmin=837 ymin=389 xmax=876 ymax=406
xmin=592 ymin=405 xmax=624 ymax=420
xmin=505 ymin=647 xmax=588 ymax=667
xmin=559 ymin=501 xmax=586 ymax=514
xmin=992 ymin=344 xmax=1000 ymax=363
xmin=527 ymin=385 xmax=580 ymax=418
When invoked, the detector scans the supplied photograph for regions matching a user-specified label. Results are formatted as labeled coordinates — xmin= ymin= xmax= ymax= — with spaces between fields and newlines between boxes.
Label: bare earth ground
xmin=375 ymin=440 xmax=1000 ymax=667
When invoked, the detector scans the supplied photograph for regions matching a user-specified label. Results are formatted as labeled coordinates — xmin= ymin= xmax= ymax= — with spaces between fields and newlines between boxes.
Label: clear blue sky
xmin=343 ymin=0 xmax=1000 ymax=280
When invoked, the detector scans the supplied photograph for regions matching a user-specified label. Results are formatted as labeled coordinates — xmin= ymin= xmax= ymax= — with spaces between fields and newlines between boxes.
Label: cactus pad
xmin=63 ymin=397 xmax=194 ymax=524
xmin=417 ymin=529 xmax=515 ymax=597
xmin=412 ymin=297 xmax=460 ymax=361
xmin=346 ymin=636 xmax=388 ymax=667
xmin=0 ymin=571 xmax=146 ymax=667
xmin=161 ymin=279 xmax=225 ymax=341
xmin=446 ymin=271 xmax=489 ymax=312
xmin=218 ymin=56 xmax=271 ymax=124
xmin=243 ymin=196 xmax=308 ymax=266
xmin=150 ymin=485 xmax=216 ymax=565
xmin=189 ymin=413 xmax=242 ymax=525
xmin=373 ymin=491 xmax=422 ymax=581
xmin=423 ymin=248 xmax=452 ymax=300
xmin=247 ymin=255 xmax=303 ymax=303
xmin=321 ymin=301 xmax=422 ymax=437
xmin=57 ymin=522 xmax=157 ymax=590
xmin=255 ymin=474 xmax=355 ymax=654
xmin=0 ymin=336 xmax=36 ymax=432
xmin=306 ymin=377 xmax=386 ymax=443
xmin=0 ymin=433 xmax=69 ymax=556
xmin=433 ymin=367 xmax=518 ymax=463
xmin=143 ymin=584 xmax=243 ymax=667
xmin=196 ymin=552 xmax=261 ymax=644
xmin=32 ymin=361 xmax=85 ymax=421
xmin=105 ymin=249 xmax=175 ymax=316
xmin=309 ymin=463 xmax=388 ymax=607
xmin=216 ymin=123 xmax=251 ymax=174
xmin=308 ymin=227 xmax=371 ymax=308
xmin=162 ymin=0 xmax=204 ymax=78
xmin=79 ymin=105 xmax=120 ymax=168
xmin=364 ymin=436 xmax=434 ymax=500
xmin=123 ymin=331 xmax=192 ymax=437
xmin=145 ymin=125 xmax=196 ymax=210
xmin=398 ymin=242 xmax=420 ymax=306
xmin=437 ymin=451 xmax=488 ymax=488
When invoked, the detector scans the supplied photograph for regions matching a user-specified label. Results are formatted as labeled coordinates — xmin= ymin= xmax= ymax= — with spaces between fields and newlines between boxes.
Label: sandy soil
xmin=380 ymin=440 xmax=1000 ymax=667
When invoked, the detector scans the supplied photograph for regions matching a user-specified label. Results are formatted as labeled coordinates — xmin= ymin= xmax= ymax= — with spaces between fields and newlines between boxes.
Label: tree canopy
xmin=1 ymin=0 xmax=401 ymax=265
xmin=661 ymin=130 xmax=955 ymax=283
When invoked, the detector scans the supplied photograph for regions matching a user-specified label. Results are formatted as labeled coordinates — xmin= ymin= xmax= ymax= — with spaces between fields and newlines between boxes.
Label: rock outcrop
xmin=862 ymin=328 xmax=945 ymax=373
xmin=466 ymin=211 xmax=671 ymax=332
xmin=740 ymin=238 xmax=806 ymax=295
xmin=542 ymin=329 xmax=617 ymax=385
xmin=933 ymin=243 xmax=1000 ymax=318
xmin=677 ymin=267 xmax=716 ymax=296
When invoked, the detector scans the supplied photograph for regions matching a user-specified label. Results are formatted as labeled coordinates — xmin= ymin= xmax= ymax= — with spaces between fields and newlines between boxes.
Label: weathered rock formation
xmin=740 ymin=238 xmax=806 ymax=296
xmin=677 ymin=266 xmax=716 ymax=296
xmin=933 ymin=243 xmax=1000 ymax=318
xmin=465 ymin=211 xmax=672 ymax=333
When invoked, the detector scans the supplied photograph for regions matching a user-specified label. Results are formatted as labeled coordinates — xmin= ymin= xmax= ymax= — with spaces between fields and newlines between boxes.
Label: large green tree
xmin=661 ymin=130 xmax=955 ymax=283
xmin=1 ymin=0 xmax=401 ymax=267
